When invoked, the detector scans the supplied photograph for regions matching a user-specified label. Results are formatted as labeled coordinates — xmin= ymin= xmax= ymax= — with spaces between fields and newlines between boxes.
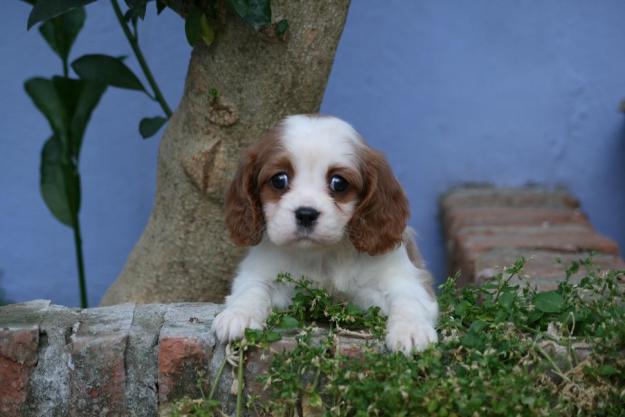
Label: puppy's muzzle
xmin=295 ymin=206 xmax=320 ymax=229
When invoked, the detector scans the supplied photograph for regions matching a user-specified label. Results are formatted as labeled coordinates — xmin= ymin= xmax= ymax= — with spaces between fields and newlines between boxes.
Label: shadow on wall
xmin=607 ymin=118 xmax=625 ymax=258
xmin=0 ymin=271 xmax=12 ymax=306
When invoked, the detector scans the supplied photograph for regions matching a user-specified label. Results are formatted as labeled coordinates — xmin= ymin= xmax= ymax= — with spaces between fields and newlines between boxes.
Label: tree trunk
xmin=101 ymin=0 xmax=351 ymax=305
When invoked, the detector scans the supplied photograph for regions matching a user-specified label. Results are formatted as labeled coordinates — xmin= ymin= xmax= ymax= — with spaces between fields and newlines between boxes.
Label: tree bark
xmin=101 ymin=0 xmax=351 ymax=305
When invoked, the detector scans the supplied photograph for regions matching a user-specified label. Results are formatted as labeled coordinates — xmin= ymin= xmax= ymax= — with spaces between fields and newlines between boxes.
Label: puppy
xmin=212 ymin=115 xmax=438 ymax=353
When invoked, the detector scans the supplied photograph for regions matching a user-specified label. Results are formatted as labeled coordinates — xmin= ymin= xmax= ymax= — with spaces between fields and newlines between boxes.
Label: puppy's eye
xmin=270 ymin=172 xmax=289 ymax=190
xmin=329 ymin=175 xmax=349 ymax=192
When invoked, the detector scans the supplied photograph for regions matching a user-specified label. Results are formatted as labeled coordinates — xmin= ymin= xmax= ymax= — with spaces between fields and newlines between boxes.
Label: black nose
xmin=295 ymin=207 xmax=320 ymax=228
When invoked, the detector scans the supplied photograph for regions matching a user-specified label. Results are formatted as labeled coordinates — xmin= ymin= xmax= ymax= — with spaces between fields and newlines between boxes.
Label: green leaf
xmin=38 ymin=7 xmax=86 ymax=67
xmin=227 ymin=0 xmax=271 ymax=30
xmin=124 ymin=0 xmax=147 ymax=20
xmin=185 ymin=6 xmax=215 ymax=47
xmin=265 ymin=331 xmax=282 ymax=343
xmin=278 ymin=316 xmax=299 ymax=329
xmin=275 ymin=18 xmax=288 ymax=36
xmin=72 ymin=54 xmax=146 ymax=92
xmin=65 ymin=79 xmax=107 ymax=150
xmin=461 ymin=331 xmax=484 ymax=350
xmin=25 ymin=76 xmax=106 ymax=157
xmin=597 ymin=365 xmax=618 ymax=377
xmin=24 ymin=77 xmax=68 ymax=135
xmin=534 ymin=291 xmax=564 ymax=313
xmin=139 ymin=116 xmax=167 ymax=139
xmin=499 ymin=290 xmax=516 ymax=309
xmin=40 ymin=135 xmax=80 ymax=226
xmin=28 ymin=0 xmax=96 ymax=29
xmin=468 ymin=320 xmax=488 ymax=333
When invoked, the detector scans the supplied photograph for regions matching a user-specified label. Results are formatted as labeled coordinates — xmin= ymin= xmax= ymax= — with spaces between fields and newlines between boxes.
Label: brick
xmin=475 ymin=249 xmax=625 ymax=292
xmin=125 ymin=304 xmax=166 ymax=417
xmin=23 ymin=305 xmax=80 ymax=417
xmin=459 ymin=224 xmax=618 ymax=254
xmin=157 ymin=303 xmax=219 ymax=405
xmin=0 ymin=327 xmax=39 ymax=417
xmin=442 ymin=186 xmax=624 ymax=289
xmin=68 ymin=304 xmax=135 ymax=417
xmin=245 ymin=337 xmax=298 ymax=404
xmin=0 ymin=300 xmax=50 ymax=417
xmin=450 ymin=224 xmax=620 ymax=285
xmin=441 ymin=186 xmax=579 ymax=211
xmin=444 ymin=206 xmax=588 ymax=236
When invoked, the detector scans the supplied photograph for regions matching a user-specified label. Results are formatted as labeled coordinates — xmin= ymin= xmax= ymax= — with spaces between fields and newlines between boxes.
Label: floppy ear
xmin=224 ymin=147 xmax=264 ymax=246
xmin=348 ymin=147 xmax=409 ymax=255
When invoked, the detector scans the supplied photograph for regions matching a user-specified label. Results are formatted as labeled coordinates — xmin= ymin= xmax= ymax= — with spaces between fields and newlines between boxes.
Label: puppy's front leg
xmin=384 ymin=270 xmax=438 ymax=354
xmin=212 ymin=274 xmax=274 ymax=342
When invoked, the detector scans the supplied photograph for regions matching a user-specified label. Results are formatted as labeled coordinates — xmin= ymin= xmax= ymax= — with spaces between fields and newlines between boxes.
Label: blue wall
xmin=2 ymin=1 xmax=624 ymax=307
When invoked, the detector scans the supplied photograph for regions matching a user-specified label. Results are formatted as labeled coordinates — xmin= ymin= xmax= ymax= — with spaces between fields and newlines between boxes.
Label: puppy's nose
xmin=295 ymin=207 xmax=320 ymax=228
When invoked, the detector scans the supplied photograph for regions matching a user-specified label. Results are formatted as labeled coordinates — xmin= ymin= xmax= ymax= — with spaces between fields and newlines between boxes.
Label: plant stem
xmin=110 ymin=0 xmax=173 ymax=117
xmin=236 ymin=347 xmax=245 ymax=417
xmin=71 ymin=214 xmax=88 ymax=308
xmin=208 ymin=356 xmax=227 ymax=400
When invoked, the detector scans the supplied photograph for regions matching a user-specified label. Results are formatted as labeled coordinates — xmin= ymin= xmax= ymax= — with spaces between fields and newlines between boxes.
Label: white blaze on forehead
xmin=262 ymin=115 xmax=361 ymax=247
xmin=280 ymin=115 xmax=362 ymax=175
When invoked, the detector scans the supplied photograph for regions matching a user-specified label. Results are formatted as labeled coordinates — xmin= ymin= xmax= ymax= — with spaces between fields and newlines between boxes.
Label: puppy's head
xmin=224 ymin=115 xmax=409 ymax=255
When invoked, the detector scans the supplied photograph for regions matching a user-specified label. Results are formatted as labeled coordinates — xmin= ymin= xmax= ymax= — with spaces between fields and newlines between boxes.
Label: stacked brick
xmin=0 ymin=300 xmax=367 ymax=417
xmin=0 ymin=302 xmax=225 ymax=417
xmin=442 ymin=186 xmax=624 ymax=290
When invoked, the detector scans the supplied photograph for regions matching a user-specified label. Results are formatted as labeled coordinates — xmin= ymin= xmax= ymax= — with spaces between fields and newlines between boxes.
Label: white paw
xmin=211 ymin=308 xmax=265 ymax=342
xmin=385 ymin=318 xmax=438 ymax=354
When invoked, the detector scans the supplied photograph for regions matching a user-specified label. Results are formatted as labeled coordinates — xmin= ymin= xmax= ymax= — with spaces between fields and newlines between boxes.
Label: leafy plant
xmin=170 ymin=257 xmax=625 ymax=416
xmin=24 ymin=5 xmax=105 ymax=307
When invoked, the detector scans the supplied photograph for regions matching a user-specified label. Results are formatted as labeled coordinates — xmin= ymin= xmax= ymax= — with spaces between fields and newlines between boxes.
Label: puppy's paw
xmin=385 ymin=317 xmax=437 ymax=355
xmin=212 ymin=308 xmax=265 ymax=342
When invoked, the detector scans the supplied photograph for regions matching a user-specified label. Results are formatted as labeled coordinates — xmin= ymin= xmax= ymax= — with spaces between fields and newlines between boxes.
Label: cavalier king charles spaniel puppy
xmin=212 ymin=114 xmax=438 ymax=353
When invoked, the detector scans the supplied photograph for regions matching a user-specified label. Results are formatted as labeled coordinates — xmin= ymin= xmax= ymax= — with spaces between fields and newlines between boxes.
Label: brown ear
xmin=224 ymin=148 xmax=264 ymax=246
xmin=348 ymin=147 xmax=409 ymax=255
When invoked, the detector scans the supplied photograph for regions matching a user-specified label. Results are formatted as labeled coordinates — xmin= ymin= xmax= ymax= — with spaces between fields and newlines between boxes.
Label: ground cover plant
xmin=170 ymin=257 xmax=625 ymax=417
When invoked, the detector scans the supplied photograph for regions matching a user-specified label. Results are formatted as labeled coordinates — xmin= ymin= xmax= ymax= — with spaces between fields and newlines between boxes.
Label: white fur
xmin=212 ymin=115 xmax=438 ymax=354
xmin=264 ymin=116 xmax=359 ymax=247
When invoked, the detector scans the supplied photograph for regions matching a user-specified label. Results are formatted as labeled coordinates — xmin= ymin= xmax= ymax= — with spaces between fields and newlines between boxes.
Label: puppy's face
xmin=225 ymin=115 xmax=409 ymax=255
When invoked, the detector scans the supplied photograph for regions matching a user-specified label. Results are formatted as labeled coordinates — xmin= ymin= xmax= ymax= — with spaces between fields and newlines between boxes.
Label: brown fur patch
xmin=224 ymin=124 xmax=285 ymax=246
xmin=403 ymin=228 xmax=435 ymax=298
xmin=326 ymin=165 xmax=362 ymax=204
xmin=348 ymin=145 xmax=409 ymax=255
xmin=258 ymin=155 xmax=294 ymax=203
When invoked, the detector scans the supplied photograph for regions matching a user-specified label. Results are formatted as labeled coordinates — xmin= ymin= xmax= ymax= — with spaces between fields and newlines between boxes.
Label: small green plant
xmin=170 ymin=257 xmax=625 ymax=417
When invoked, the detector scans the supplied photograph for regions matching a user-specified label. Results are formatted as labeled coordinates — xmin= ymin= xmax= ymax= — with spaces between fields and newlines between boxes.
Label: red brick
xmin=474 ymin=249 xmax=625 ymax=291
xmin=442 ymin=186 xmax=624 ymax=288
xmin=460 ymin=224 xmax=617 ymax=254
xmin=450 ymin=225 xmax=620 ymax=286
xmin=442 ymin=186 xmax=579 ymax=211
xmin=158 ymin=336 xmax=211 ymax=403
xmin=245 ymin=337 xmax=298 ymax=404
xmin=156 ymin=304 xmax=218 ymax=405
xmin=68 ymin=305 xmax=134 ymax=417
xmin=0 ymin=326 xmax=39 ymax=416
xmin=444 ymin=206 xmax=588 ymax=236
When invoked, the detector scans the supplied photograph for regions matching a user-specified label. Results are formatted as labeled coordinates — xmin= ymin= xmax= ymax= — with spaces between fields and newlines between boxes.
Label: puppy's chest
xmin=286 ymin=253 xmax=358 ymax=299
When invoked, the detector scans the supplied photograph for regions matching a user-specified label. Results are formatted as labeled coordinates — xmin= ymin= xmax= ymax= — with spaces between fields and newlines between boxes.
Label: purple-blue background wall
xmin=2 ymin=1 xmax=624 ymax=306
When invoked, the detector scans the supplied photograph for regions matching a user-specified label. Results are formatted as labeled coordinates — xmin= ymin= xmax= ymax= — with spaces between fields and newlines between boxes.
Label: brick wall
xmin=1 ymin=186 xmax=623 ymax=416
xmin=442 ymin=186 xmax=624 ymax=289
xmin=0 ymin=301 xmax=368 ymax=417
